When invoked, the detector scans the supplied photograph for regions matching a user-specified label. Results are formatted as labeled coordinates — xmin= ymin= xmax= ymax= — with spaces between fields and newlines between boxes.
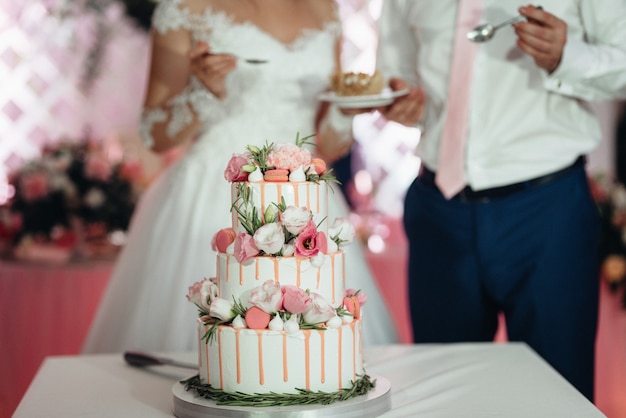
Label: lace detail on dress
xmin=153 ymin=0 xmax=341 ymax=48
xmin=139 ymin=108 xmax=167 ymax=148
xmin=167 ymin=77 xmax=222 ymax=137
xmin=139 ymin=77 xmax=222 ymax=147
xmin=151 ymin=0 xmax=209 ymax=34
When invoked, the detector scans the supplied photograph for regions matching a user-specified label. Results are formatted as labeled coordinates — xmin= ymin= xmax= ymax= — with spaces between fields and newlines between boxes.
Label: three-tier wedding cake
xmin=178 ymin=135 xmax=382 ymax=409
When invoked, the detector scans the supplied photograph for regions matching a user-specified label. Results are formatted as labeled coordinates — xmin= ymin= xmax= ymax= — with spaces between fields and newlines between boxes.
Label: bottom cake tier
xmin=198 ymin=320 xmax=364 ymax=395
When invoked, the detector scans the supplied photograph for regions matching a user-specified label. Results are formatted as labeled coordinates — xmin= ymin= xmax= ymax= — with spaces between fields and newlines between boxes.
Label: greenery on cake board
xmin=181 ymin=373 xmax=375 ymax=407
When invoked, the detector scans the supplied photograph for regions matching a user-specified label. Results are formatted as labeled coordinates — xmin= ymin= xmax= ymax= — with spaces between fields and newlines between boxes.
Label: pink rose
xmin=20 ymin=172 xmax=50 ymax=201
xmin=294 ymin=220 xmax=322 ymax=258
xmin=266 ymin=143 xmax=312 ymax=171
xmin=248 ymin=280 xmax=282 ymax=314
xmin=302 ymin=292 xmax=337 ymax=324
xmin=209 ymin=297 xmax=235 ymax=321
xmin=253 ymin=222 xmax=285 ymax=255
xmin=186 ymin=278 xmax=218 ymax=312
xmin=84 ymin=154 xmax=112 ymax=181
xmin=317 ymin=232 xmax=328 ymax=254
xmin=234 ymin=232 xmax=259 ymax=263
xmin=280 ymin=285 xmax=312 ymax=314
xmin=224 ymin=154 xmax=250 ymax=182
xmin=280 ymin=206 xmax=312 ymax=235
xmin=212 ymin=228 xmax=236 ymax=253
xmin=186 ymin=280 xmax=204 ymax=304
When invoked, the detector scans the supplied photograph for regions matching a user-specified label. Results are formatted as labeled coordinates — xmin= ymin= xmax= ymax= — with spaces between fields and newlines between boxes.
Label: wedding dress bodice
xmin=145 ymin=0 xmax=339 ymax=153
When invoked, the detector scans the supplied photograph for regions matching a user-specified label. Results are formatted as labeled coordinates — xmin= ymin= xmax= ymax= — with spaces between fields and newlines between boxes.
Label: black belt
xmin=418 ymin=156 xmax=586 ymax=203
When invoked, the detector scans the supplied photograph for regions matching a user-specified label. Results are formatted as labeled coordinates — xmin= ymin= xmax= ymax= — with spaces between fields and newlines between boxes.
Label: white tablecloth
xmin=14 ymin=342 xmax=605 ymax=417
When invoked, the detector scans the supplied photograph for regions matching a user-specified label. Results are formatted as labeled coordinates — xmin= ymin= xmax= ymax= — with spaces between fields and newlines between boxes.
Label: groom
xmin=374 ymin=1 xmax=626 ymax=401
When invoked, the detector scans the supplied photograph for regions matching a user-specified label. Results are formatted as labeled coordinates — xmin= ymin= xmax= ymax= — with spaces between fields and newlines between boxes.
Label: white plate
xmin=318 ymin=88 xmax=410 ymax=109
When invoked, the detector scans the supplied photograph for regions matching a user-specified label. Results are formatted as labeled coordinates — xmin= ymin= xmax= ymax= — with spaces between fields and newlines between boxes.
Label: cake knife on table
xmin=123 ymin=350 xmax=197 ymax=370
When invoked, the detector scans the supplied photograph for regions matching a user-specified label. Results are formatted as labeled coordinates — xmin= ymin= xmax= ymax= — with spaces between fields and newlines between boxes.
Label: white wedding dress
xmin=82 ymin=0 xmax=399 ymax=354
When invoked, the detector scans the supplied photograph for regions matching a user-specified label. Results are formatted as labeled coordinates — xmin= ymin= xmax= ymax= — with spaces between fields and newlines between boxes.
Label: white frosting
xmin=231 ymin=181 xmax=330 ymax=234
xmin=216 ymin=251 xmax=346 ymax=306
xmin=198 ymin=320 xmax=364 ymax=394
xmin=197 ymin=178 xmax=365 ymax=396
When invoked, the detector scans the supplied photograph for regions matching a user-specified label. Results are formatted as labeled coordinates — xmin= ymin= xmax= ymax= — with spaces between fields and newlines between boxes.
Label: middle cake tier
xmin=215 ymin=251 xmax=346 ymax=307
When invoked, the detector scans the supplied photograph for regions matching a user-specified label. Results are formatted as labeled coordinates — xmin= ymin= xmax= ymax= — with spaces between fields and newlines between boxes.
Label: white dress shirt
xmin=377 ymin=0 xmax=626 ymax=190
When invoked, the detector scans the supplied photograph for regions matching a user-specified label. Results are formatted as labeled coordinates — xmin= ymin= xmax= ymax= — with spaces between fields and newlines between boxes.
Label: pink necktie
xmin=435 ymin=0 xmax=484 ymax=199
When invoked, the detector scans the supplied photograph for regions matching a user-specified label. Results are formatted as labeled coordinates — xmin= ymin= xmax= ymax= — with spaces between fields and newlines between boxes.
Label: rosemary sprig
xmin=232 ymin=183 xmax=263 ymax=235
xmin=335 ymin=306 xmax=354 ymax=317
xmin=306 ymin=167 xmax=341 ymax=185
xmin=181 ymin=373 xmax=375 ymax=406
xmin=294 ymin=132 xmax=317 ymax=148
xmin=247 ymin=141 xmax=274 ymax=170
xmin=232 ymin=298 xmax=247 ymax=318
xmin=201 ymin=320 xmax=227 ymax=344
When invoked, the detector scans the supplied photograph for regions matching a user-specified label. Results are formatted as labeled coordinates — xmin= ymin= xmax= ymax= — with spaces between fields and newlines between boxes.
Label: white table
xmin=14 ymin=343 xmax=605 ymax=417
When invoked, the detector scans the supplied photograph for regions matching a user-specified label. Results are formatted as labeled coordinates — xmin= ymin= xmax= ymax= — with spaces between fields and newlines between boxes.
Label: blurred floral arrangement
xmin=589 ymin=173 xmax=626 ymax=308
xmin=0 ymin=141 xmax=144 ymax=264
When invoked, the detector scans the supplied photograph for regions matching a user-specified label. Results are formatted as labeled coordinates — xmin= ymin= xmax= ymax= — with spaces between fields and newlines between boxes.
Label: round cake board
xmin=172 ymin=375 xmax=391 ymax=418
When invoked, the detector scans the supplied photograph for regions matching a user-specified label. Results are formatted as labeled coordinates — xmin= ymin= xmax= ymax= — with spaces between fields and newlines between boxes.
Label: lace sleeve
xmin=139 ymin=0 xmax=222 ymax=149
xmin=139 ymin=77 xmax=222 ymax=148
xmin=151 ymin=0 xmax=207 ymax=34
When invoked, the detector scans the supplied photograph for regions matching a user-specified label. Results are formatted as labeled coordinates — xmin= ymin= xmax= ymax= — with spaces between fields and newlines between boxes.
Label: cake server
xmin=124 ymin=350 xmax=196 ymax=370
xmin=467 ymin=6 xmax=542 ymax=42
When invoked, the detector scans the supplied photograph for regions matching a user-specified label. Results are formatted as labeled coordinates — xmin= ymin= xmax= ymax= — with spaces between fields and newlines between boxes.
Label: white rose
xmin=302 ymin=292 xmax=337 ymax=324
xmin=280 ymin=206 xmax=312 ymax=235
xmin=253 ymin=222 xmax=285 ymax=255
xmin=209 ymin=298 xmax=235 ymax=321
xmin=248 ymin=280 xmax=282 ymax=314
xmin=329 ymin=218 xmax=356 ymax=247
xmin=186 ymin=279 xmax=210 ymax=311
xmin=200 ymin=280 xmax=219 ymax=309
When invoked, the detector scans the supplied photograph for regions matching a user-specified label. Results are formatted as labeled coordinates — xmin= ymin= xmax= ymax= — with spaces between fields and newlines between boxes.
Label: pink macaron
xmin=264 ymin=169 xmax=289 ymax=182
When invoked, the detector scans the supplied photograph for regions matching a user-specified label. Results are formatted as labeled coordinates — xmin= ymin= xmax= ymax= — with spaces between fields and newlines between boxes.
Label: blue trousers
xmin=403 ymin=163 xmax=600 ymax=401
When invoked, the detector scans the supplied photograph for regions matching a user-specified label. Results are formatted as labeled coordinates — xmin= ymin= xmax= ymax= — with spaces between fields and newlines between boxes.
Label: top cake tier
xmin=230 ymin=181 xmax=330 ymax=234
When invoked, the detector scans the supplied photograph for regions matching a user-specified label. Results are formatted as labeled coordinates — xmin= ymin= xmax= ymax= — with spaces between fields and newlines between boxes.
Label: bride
xmin=82 ymin=0 xmax=399 ymax=353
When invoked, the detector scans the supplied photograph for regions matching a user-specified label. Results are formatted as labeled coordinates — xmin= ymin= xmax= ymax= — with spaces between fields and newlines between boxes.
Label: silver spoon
xmin=467 ymin=6 xmax=543 ymax=42
xmin=207 ymin=52 xmax=268 ymax=65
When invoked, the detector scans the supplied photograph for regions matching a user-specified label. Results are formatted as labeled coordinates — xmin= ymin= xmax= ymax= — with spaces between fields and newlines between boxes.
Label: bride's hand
xmin=189 ymin=41 xmax=237 ymax=98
